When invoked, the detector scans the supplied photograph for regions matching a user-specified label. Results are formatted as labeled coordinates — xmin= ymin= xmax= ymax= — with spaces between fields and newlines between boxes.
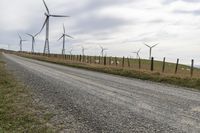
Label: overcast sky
xmin=0 ymin=0 xmax=200 ymax=64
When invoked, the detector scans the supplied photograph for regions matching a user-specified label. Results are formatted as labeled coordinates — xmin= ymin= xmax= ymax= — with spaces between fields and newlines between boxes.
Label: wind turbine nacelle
xmin=45 ymin=13 xmax=49 ymax=16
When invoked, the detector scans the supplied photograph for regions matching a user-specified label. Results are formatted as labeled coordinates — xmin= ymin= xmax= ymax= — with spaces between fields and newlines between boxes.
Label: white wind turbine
xmin=99 ymin=45 xmax=108 ymax=57
xmin=39 ymin=0 xmax=69 ymax=54
xmin=132 ymin=48 xmax=141 ymax=59
xmin=26 ymin=32 xmax=40 ymax=53
xmin=18 ymin=34 xmax=26 ymax=52
xmin=58 ymin=24 xmax=73 ymax=55
xmin=144 ymin=43 xmax=159 ymax=59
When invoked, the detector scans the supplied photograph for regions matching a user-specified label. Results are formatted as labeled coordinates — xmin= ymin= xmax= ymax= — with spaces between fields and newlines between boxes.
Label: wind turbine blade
xmin=63 ymin=24 xmax=65 ymax=34
xmin=58 ymin=35 xmax=64 ymax=41
xmin=144 ymin=43 xmax=150 ymax=48
xmin=26 ymin=33 xmax=34 ymax=37
xmin=152 ymin=43 xmax=159 ymax=48
xmin=39 ymin=17 xmax=48 ymax=34
xmin=34 ymin=32 xmax=40 ymax=37
xmin=50 ymin=15 xmax=69 ymax=17
xmin=43 ymin=0 xmax=49 ymax=14
xmin=18 ymin=33 xmax=22 ymax=40
xmin=99 ymin=45 xmax=103 ymax=49
xmin=138 ymin=48 xmax=141 ymax=53
xmin=65 ymin=34 xmax=73 ymax=39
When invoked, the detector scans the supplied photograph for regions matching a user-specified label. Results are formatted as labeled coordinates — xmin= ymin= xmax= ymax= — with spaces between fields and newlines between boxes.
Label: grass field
xmin=0 ymin=55 xmax=54 ymax=132
xmin=16 ymin=52 xmax=200 ymax=90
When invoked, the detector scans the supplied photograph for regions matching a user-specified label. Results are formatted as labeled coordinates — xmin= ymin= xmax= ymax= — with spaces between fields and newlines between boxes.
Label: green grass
xmin=0 ymin=56 xmax=54 ymax=132
xmin=17 ymin=53 xmax=200 ymax=90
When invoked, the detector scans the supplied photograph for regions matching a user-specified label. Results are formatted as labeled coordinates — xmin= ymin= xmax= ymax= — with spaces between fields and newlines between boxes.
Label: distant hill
xmin=0 ymin=49 xmax=4 ymax=52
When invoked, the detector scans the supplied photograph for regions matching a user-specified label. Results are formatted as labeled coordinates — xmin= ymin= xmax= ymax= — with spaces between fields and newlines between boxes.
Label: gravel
xmin=3 ymin=54 xmax=200 ymax=133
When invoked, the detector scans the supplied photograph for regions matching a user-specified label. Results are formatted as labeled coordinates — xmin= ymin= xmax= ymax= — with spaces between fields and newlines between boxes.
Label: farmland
xmin=13 ymin=52 xmax=200 ymax=90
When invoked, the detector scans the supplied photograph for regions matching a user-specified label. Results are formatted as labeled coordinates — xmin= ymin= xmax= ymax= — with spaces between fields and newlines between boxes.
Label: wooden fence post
xmin=85 ymin=56 xmax=87 ymax=63
xmin=162 ymin=57 xmax=166 ymax=73
xmin=94 ymin=56 xmax=96 ymax=64
xmin=115 ymin=57 xmax=118 ymax=66
xmin=139 ymin=58 xmax=141 ymax=69
xmin=191 ymin=59 xmax=194 ymax=77
xmin=104 ymin=56 xmax=106 ymax=66
xmin=122 ymin=56 xmax=125 ymax=67
xmin=83 ymin=55 xmax=85 ymax=62
xmin=79 ymin=55 xmax=82 ymax=62
xmin=99 ymin=56 xmax=101 ymax=64
xmin=151 ymin=57 xmax=154 ymax=71
xmin=175 ymin=58 xmax=179 ymax=74
xmin=127 ymin=57 xmax=130 ymax=68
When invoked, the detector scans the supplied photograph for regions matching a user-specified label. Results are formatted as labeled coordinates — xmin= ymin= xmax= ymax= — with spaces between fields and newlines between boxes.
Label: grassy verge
xmin=0 ymin=57 xmax=54 ymax=132
xmin=18 ymin=53 xmax=200 ymax=90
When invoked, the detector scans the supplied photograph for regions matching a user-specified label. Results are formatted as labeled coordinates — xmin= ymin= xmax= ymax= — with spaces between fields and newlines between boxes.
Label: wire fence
xmin=13 ymin=51 xmax=200 ymax=78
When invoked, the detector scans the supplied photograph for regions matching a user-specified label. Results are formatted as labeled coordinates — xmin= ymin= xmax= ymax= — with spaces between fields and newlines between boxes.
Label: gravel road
xmin=3 ymin=54 xmax=200 ymax=133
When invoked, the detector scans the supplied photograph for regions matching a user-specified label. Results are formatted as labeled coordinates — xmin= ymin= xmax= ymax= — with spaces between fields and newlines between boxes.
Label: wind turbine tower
xmin=82 ymin=46 xmax=85 ymax=56
xmin=40 ymin=0 xmax=69 ymax=54
xmin=144 ymin=43 xmax=159 ymax=59
xmin=18 ymin=34 xmax=26 ymax=52
xmin=58 ymin=24 xmax=73 ymax=55
xmin=26 ymin=32 xmax=40 ymax=53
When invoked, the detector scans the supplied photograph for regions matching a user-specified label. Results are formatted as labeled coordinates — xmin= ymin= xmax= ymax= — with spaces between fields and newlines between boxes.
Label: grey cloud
xmin=173 ymin=9 xmax=200 ymax=15
xmin=162 ymin=0 xmax=200 ymax=5
xmin=63 ymin=0 xmax=132 ymax=17
xmin=0 ymin=0 xmax=200 ymax=63
xmin=148 ymin=19 xmax=165 ymax=24
xmin=162 ymin=0 xmax=177 ymax=5
xmin=72 ymin=16 xmax=130 ymax=34
xmin=181 ymin=0 xmax=200 ymax=3
xmin=85 ymin=0 xmax=132 ymax=10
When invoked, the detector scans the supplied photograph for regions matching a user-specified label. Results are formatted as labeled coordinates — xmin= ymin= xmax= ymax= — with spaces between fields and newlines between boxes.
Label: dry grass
xmin=0 ymin=55 xmax=54 ymax=132
xmin=16 ymin=53 xmax=200 ymax=90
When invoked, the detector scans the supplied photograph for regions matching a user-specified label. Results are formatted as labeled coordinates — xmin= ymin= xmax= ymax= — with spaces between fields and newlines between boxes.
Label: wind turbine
xmin=18 ymin=34 xmax=26 ymax=52
xmin=132 ymin=48 xmax=141 ymax=59
xmin=99 ymin=45 xmax=108 ymax=57
xmin=26 ymin=32 xmax=40 ymax=53
xmin=81 ymin=46 xmax=90 ymax=56
xmin=144 ymin=43 xmax=159 ymax=59
xmin=58 ymin=24 xmax=73 ymax=55
xmin=81 ymin=46 xmax=85 ymax=56
xmin=39 ymin=0 xmax=69 ymax=54
xmin=66 ymin=48 xmax=73 ymax=55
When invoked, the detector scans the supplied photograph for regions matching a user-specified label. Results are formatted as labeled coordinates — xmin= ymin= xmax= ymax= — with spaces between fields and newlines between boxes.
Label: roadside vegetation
xmin=17 ymin=53 xmax=200 ymax=90
xmin=0 ymin=55 xmax=54 ymax=132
